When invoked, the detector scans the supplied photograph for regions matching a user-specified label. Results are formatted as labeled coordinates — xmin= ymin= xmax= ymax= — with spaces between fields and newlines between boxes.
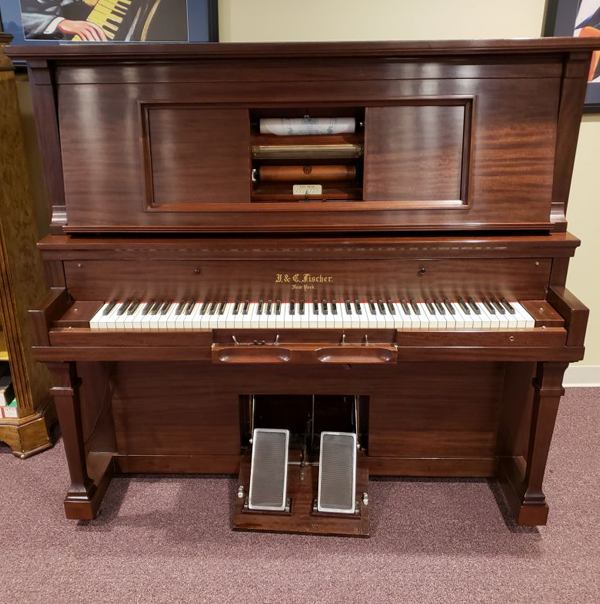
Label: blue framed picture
xmin=545 ymin=0 xmax=600 ymax=112
xmin=0 ymin=0 xmax=218 ymax=45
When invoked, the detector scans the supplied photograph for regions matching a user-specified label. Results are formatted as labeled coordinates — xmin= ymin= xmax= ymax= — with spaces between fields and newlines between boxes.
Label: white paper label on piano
xmin=260 ymin=118 xmax=356 ymax=136
xmin=293 ymin=184 xmax=323 ymax=196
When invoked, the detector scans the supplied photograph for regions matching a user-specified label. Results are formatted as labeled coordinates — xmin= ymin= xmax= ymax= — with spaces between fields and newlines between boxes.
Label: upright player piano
xmin=7 ymin=38 xmax=599 ymax=536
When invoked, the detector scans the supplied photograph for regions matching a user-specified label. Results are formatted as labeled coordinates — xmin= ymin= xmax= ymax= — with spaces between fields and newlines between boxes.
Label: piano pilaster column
xmin=522 ymin=361 xmax=568 ymax=506
xmin=47 ymin=362 xmax=95 ymax=500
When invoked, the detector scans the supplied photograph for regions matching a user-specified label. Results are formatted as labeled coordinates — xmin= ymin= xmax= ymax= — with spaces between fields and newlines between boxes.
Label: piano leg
xmin=48 ymin=362 xmax=113 ymax=520
xmin=498 ymin=361 xmax=568 ymax=526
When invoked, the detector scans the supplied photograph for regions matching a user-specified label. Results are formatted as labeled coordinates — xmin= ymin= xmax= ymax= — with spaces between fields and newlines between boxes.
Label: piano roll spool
xmin=259 ymin=165 xmax=357 ymax=183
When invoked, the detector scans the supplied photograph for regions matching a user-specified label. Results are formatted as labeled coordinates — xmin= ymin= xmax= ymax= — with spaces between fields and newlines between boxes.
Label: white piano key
xmin=237 ymin=301 xmax=253 ymax=329
xmin=396 ymin=302 xmax=415 ymax=330
xmin=247 ymin=302 xmax=261 ymax=329
xmin=223 ymin=302 xmax=238 ymax=329
xmin=468 ymin=302 xmax=488 ymax=329
xmin=90 ymin=302 xmax=112 ymax=330
xmin=438 ymin=301 xmax=456 ymax=330
xmin=479 ymin=303 xmax=500 ymax=330
xmin=106 ymin=301 xmax=129 ymax=330
xmin=413 ymin=303 xmax=429 ymax=330
xmin=491 ymin=302 xmax=512 ymax=330
xmin=452 ymin=302 xmax=472 ymax=330
xmin=512 ymin=302 xmax=536 ymax=328
xmin=298 ymin=302 xmax=310 ymax=329
xmin=422 ymin=302 xmax=440 ymax=330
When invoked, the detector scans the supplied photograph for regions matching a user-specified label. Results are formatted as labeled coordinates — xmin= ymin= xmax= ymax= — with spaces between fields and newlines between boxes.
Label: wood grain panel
xmin=57 ymin=76 xmax=560 ymax=232
xmin=368 ymin=362 xmax=504 ymax=457
xmin=145 ymin=106 xmax=251 ymax=208
xmin=62 ymin=258 xmax=551 ymax=301
xmin=364 ymin=104 xmax=466 ymax=201
xmin=107 ymin=361 xmax=505 ymax=464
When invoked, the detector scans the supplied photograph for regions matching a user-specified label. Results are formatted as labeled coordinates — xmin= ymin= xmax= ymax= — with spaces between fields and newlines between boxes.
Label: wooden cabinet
xmin=20 ymin=43 xmax=577 ymax=234
xmin=0 ymin=35 xmax=55 ymax=458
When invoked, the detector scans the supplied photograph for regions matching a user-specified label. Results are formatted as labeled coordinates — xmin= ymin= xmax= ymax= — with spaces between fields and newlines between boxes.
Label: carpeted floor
xmin=1 ymin=387 xmax=598 ymax=604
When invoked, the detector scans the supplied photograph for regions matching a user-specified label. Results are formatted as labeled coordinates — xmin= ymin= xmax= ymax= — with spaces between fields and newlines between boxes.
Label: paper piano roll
xmin=259 ymin=117 xmax=356 ymax=136
xmin=259 ymin=165 xmax=357 ymax=183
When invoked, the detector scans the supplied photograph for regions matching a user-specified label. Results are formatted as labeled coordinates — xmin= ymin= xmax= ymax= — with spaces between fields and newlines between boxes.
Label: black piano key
xmin=275 ymin=300 xmax=281 ymax=315
xmin=501 ymin=298 xmax=516 ymax=314
xmin=209 ymin=301 xmax=219 ymax=315
xmin=104 ymin=24 xmax=118 ymax=33
xmin=113 ymin=7 xmax=127 ymax=16
xmin=434 ymin=300 xmax=446 ymax=315
xmin=266 ymin=300 xmax=272 ymax=315
xmin=457 ymin=298 xmax=470 ymax=314
xmin=200 ymin=301 xmax=210 ymax=315
xmin=175 ymin=299 xmax=187 ymax=315
xmin=107 ymin=18 xmax=121 ymax=27
xmin=299 ymin=300 xmax=305 ymax=315
xmin=467 ymin=298 xmax=481 ymax=315
xmin=151 ymin=300 xmax=163 ymax=315
xmin=345 ymin=300 xmax=352 ymax=314
xmin=117 ymin=299 xmax=132 ymax=316
xmin=425 ymin=300 xmax=436 ymax=314
xmin=233 ymin=301 xmax=240 ymax=315
xmin=378 ymin=300 xmax=386 ymax=314
xmin=103 ymin=301 xmax=117 ymax=316
xmin=492 ymin=299 xmax=506 ymax=314
xmin=400 ymin=300 xmax=411 ymax=315
xmin=331 ymin=300 xmax=338 ymax=315
xmin=142 ymin=300 xmax=155 ymax=315
xmin=185 ymin=301 xmax=196 ymax=315
xmin=410 ymin=300 xmax=421 ymax=315
xmin=387 ymin=301 xmax=396 ymax=314
xmin=368 ymin=300 xmax=377 ymax=315
xmin=313 ymin=300 xmax=319 ymax=315
xmin=127 ymin=300 xmax=140 ymax=315
xmin=483 ymin=298 xmax=496 ymax=314
xmin=321 ymin=300 xmax=328 ymax=315
xmin=218 ymin=301 xmax=227 ymax=315
xmin=354 ymin=300 xmax=362 ymax=315
xmin=443 ymin=299 xmax=456 ymax=315
xmin=160 ymin=301 xmax=172 ymax=315
xmin=257 ymin=300 xmax=264 ymax=315
xmin=243 ymin=300 xmax=250 ymax=315
xmin=290 ymin=300 xmax=296 ymax=315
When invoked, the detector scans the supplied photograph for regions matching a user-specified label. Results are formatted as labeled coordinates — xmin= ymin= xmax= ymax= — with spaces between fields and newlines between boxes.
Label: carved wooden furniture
xmin=0 ymin=34 xmax=54 ymax=458
xmin=6 ymin=38 xmax=598 ymax=534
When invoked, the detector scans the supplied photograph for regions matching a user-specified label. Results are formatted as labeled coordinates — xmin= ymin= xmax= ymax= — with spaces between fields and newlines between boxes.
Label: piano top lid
xmin=6 ymin=37 xmax=600 ymax=61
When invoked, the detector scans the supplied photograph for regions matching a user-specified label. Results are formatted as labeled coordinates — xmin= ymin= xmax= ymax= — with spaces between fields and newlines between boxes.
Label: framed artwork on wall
xmin=545 ymin=0 xmax=600 ymax=112
xmin=0 ymin=0 xmax=218 ymax=46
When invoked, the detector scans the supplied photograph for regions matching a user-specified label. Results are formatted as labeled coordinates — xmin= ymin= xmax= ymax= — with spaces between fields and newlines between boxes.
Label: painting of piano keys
xmin=0 ymin=0 xmax=218 ymax=45
xmin=545 ymin=0 xmax=600 ymax=111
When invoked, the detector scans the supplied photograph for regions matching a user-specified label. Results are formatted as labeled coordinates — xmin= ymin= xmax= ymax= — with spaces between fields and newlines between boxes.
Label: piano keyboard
xmin=90 ymin=298 xmax=536 ymax=331
xmin=72 ymin=0 xmax=140 ymax=41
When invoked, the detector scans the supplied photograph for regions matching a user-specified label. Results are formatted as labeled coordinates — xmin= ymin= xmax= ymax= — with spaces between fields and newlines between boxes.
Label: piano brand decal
xmin=275 ymin=273 xmax=334 ymax=290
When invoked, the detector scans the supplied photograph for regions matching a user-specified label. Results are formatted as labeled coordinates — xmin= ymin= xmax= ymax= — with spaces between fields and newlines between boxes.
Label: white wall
xmin=219 ymin=0 xmax=600 ymax=378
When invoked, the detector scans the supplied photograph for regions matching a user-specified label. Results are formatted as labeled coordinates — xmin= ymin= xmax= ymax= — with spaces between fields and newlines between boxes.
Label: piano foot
xmin=64 ymin=452 xmax=114 ymax=521
xmin=497 ymin=462 xmax=551 ymax=526
xmin=48 ymin=361 xmax=115 ymax=521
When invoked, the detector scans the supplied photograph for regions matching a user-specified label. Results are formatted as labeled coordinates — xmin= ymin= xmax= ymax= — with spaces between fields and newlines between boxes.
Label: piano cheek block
xmin=212 ymin=347 xmax=292 ymax=364
xmin=316 ymin=346 xmax=398 ymax=364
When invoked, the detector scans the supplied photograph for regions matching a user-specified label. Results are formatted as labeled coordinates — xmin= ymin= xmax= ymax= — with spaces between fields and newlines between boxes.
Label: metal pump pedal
xmin=317 ymin=432 xmax=357 ymax=514
xmin=248 ymin=428 xmax=289 ymax=511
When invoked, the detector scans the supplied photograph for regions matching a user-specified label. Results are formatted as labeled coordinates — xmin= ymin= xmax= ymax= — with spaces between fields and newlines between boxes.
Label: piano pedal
xmin=317 ymin=431 xmax=357 ymax=514
xmin=248 ymin=428 xmax=290 ymax=512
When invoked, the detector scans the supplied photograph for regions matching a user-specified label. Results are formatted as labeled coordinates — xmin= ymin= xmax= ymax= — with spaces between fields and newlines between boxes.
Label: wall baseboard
xmin=564 ymin=365 xmax=600 ymax=387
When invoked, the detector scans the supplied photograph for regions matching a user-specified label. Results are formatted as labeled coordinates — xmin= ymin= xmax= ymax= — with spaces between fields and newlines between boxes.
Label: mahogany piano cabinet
xmin=6 ymin=38 xmax=598 ymax=536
